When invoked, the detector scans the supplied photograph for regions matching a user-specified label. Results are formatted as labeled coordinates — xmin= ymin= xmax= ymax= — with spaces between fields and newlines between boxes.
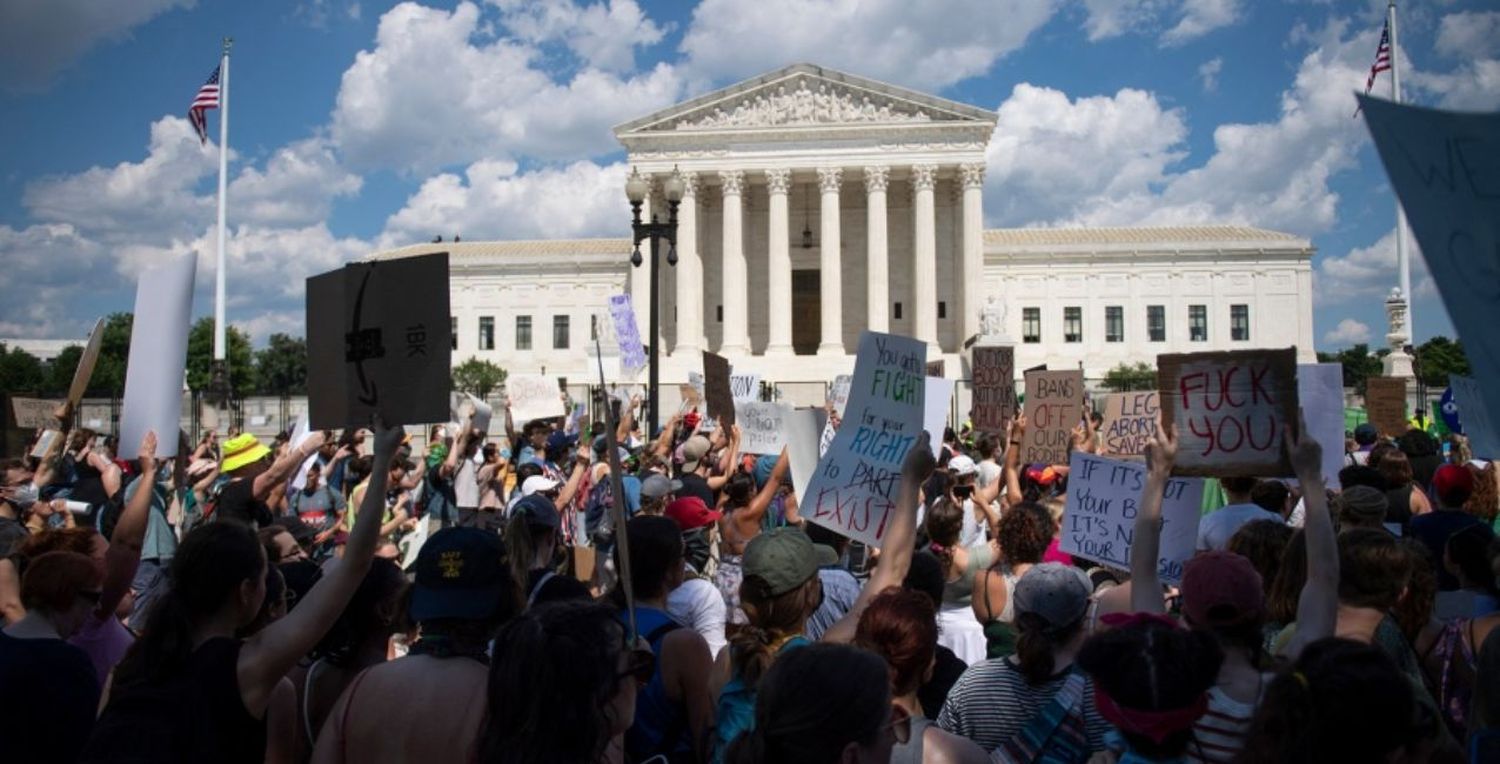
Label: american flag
xmin=189 ymin=66 xmax=221 ymax=144
xmin=1364 ymin=21 xmax=1391 ymax=94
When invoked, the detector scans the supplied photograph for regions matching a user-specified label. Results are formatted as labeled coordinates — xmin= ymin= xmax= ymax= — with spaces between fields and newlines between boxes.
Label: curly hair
xmin=1391 ymin=539 xmax=1436 ymax=643
xmin=1464 ymin=461 xmax=1498 ymax=523
xmin=997 ymin=502 xmax=1054 ymax=565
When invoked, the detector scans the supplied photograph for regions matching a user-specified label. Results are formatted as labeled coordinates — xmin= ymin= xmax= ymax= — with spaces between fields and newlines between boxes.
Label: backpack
xmin=584 ymin=477 xmax=615 ymax=544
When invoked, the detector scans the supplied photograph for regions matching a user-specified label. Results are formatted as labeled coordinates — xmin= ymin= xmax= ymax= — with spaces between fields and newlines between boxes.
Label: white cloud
xmin=492 ymin=0 xmax=666 ymax=73
xmin=679 ymin=0 xmax=1061 ymax=91
xmin=1162 ymin=0 xmax=1242 ymax=46
xmin=330 ymin=1 xmax=684 ymax=173
xmin=1324 ymin=318 xmax=1372 ymax=345
xmin=1434 ymin=10 xmax=1500 ymax=60
xmin=228 ymin=139 xmax=363 ymax=227
xmin=1081 ymin=0 xmax=1171 ymax=41
xmin=0 ymin=223 xmax=110 ymax=338
xmin=1198 ymin=56 xmax=1223 ymax=92
xmin=1079 ymin=0 xmax=1239 ymax=46
xmin=1317 ymin=227 xmax=1436 ymax=304
xmin=0 ymin=0 xmax=193 ymax=92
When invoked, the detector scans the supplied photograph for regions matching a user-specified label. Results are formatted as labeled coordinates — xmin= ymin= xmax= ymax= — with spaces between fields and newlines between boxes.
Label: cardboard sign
xmin=508 ymin=374 xmax=565 ymax=425
xmin=11 ymin=397 xmax=63 ymax=429
xmin=1098 ymin=392 xmax=1159 ymax=456
xmin=925 ymin=377 xmax=953 ymax=456
xmin=1451 ymin=375 xmax=1498 ymax=459
xmin=784 ymin=407 xmax=827 ymax=503
xmin=803 ymin=332 xmax=926 ymax=547
xmin=608 ymin=294 xmax=647 ymax=375
xmin=730 ymin=372 xmax=762 ymax=403
xmin=120 ymin=252 xmax=195 ymax=458
xmin=828 ymin=374 xmax=853 ymax=417
xmin=926 ymin=359 xmax=945 ymax=378
xmin=66 ymin=318 xmax=105 ymax=409
xmin=702 ymin=351 xmax=735 ymax=428
xmin=29 ymin=430 xmax=62 ymax=459
xmin=1365 ymin=377 xmax=1408 ymax=437
xmin=1360 ymin=96 xmax=1500 ymax=436
xmin=1021 ymin=370 xmax=1084 ymax=466
xmin=1060 ymin=452 xmax=1205 ymax=582
xmin=735 ymin=400 xmax=792 ymax=455
xmin=452 ymin=392 xmax=492 ymax=435
xmin=970 ymin=345 xmax=1015 ymax=435
xmin=306 ymin=253 xmax=451 ymax=430
xmin=1298 ymin=363 xmax=1346 ymax=489
xmin=1158 ymin=348 xmax=1298 ymax=477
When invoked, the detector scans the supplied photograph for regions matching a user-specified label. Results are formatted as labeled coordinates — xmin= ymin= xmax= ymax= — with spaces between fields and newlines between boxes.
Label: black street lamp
xmin=626 ymin=166 xmax=684 ymax=437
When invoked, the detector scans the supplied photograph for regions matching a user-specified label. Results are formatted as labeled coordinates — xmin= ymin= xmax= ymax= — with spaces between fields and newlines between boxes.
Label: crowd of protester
xmin=1 ymin=385 xmax=1498 ymax=763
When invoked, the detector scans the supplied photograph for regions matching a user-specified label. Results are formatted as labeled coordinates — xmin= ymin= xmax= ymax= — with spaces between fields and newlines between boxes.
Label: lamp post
xmin=626 ymin=166 xmax=684 ymax=436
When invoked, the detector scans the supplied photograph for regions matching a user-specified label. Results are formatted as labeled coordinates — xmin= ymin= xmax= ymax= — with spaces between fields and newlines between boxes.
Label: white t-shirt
xmin=453 ymin=456 xmax=480 ymax=508
xmin=976 ymin=459 xmax=1003 ymax=490
xmin=959 ymin=499 xmax=987 ymax=548
xmin=666 ymin=575 xmax=728 ymax=660
xmin=1196 ymin=503 xmax=1283 ymax=551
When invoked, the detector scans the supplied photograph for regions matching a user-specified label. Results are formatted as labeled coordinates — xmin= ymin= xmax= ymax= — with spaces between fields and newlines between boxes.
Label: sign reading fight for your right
xmin=1158 ymin=348 xmax=1298 ymax=477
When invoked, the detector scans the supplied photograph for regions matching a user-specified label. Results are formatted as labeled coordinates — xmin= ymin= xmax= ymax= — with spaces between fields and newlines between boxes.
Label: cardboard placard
xmin=924 ymin=377 xmax=953 ymax=456
xmin=306 ymin=252 xmax=451 ymax=430
xmin=1365 ymin=377 xmax=1408 ymax=438
xmin=828 ymin=374 xmax=853 ymax=417
xmin=970 ymin=345 xmax=1015 ymax=436
xmin=735 ymin=400 xmax=792 ymax=455
xmin=1098 ymin=391 xmax=1159 ymax=456
xmin=608 ymin=294 xmax=647 ymax=375
xmin=29 ymin=429 xmax=62 ymax=459
xmin=1451 ymin=375 xmax=1498 ymax=459
xmin=926 ymin=359 xmax=946 ymax=378
xmin=120 ymin=252 xmax=195 ymax=458
xmin=702 ymin=351 xmax=735 ymax=428
xmin=1359 ymin=96 xmax=1500 ymax=437
xmin=11 ymin=397 xmax=63 ymax=429
xmin=1060 ymin=452 xmax=1206 ymax=582
xmin=507 ymin=374 xmax=564 ymax=426
xmin=730 ymin=372 xmax=762 ymax=403
xmin=1157 ymin=348 xmax=1298 ymax=477
xmin=1297 ymin=363 xmax=1346 ymax=488
xmin=66 ymin=318 xmax=105 ymax=409
xmin=803 ymin=332 xmax=927 ymax=547
xmin=1020 ymin=370 xmax=1084 ymax=466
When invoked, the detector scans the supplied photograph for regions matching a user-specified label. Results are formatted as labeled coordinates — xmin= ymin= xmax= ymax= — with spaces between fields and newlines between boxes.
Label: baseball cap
xmin=591 ymin=435 xmax=631 ymax=462
xmin=409 ymin=528 xmax=510 ymax=622
xmin=681 ymin=435 xmax=711 ymax=473
xmin=521 ymin=475 xmax=560 ymax=497
xmin=742 ymin=528 xmax=838 ymax=597
xmin=1025 ymin=464 xmax=1062 ymax=487
xmin=664 ymin=496 xmax=722 ymax=531
xmin=1354 ymin=422 xmax=1380 ymax=445
xmin=1180 ymin=551 xmax=1264 ymax=628
xmin=546 ymin=431 xmax=578 ymax=455
xmin=1012 ymin=563 xmax=1093 ymax=629
xmin=511 ymin=494 xmax=560 ymax=529
xmin=221 ymin=434 xmax=271 ymax=473
xmin=641 ymin=473 xmax=682 ymax=500
xmin=948 ymin=455 xmax=978 ymax=477
xmin=1432 ymin=464 xmax=1476 ymax=507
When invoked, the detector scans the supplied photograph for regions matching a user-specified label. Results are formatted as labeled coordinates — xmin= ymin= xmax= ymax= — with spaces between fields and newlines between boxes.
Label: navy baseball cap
xmin=409 ymin=528 xmax=509 ymax=622
xmin=546 ymin=431 xmax=578 ymax=454
xmin=513 ymin=493 xmax=560 ymax=529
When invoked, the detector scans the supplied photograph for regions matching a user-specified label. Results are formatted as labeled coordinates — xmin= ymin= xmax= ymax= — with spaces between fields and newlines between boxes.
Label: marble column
xmin=864 ymin=166 xmax=890 ymax=334
xmin=718 ymin=170 xmax=750 ymax=356
xmin=960 ymin=163 xmax=985 ymax=346
xmin=674 ymin=171 xmax=701 ymax=355
xmin=817 ymin=167 xmax=844 ymax=355
xmin=911 ymin=164 xmax=938 ymax=349
xmin=764 ymin=168 xmax=793 ymax=355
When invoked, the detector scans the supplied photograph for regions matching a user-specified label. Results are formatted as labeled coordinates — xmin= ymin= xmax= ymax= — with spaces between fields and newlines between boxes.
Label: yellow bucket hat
xmin=221 ymin=433 xmax=271 ymax=473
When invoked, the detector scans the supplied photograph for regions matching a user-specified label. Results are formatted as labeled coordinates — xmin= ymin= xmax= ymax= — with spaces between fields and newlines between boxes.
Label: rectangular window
xmin=938 ymin=301 xmax=947 ymax=319
xmin=553 ymin=315 xmax=570 ymax=350
xmin=1148 ymin=305 xmax=1166 ymax=342
xmin=1105 ymin=306 xmax=1124 ymax=343
xmin=1189 ymin=305 xmax=1208 ymax=342
xmin=1063 ymin=307 xmax=1082 ymax=343
xmin=590 ymin=315 xmax=598 ymax=342
xmin=893 ymin=302 xmax=903 ymax=320
xmin=1022 ymin=307 xmax=1041 ymax=344
xmin=716 ymin=305 xmax=723 ymax=323
xmin=516 ymin=315 xmax=532 ymax=351
xmin=478 ymin=316 xmax=494 ymax=351
xmin=1231 ymin=304 xmax=1250 ymax=341
xmin=450 ymin=317 xmax=458 ymax=351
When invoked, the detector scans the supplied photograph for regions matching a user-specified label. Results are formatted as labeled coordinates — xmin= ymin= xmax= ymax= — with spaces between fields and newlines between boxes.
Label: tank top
xmin=620 ymin=607 xmax=691 ymax=759
xmin=1384 ymin=484 xmax=1414 ymax=527
xmin=889 ymin=713 xmax=933 ymax=764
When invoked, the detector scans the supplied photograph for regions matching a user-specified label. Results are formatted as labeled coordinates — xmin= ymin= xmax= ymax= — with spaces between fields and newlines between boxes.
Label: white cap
xmin=948 ymin=455 xmax=978 ymax=476
xmin=521 ymin=475 xmax=561 ymax=496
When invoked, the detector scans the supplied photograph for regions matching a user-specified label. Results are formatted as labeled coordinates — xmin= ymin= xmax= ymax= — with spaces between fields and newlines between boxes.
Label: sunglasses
xmin=616 ymin=647 xmax=657 ymax=686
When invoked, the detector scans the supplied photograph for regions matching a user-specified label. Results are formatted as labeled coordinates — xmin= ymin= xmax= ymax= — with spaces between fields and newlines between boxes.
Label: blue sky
xmin=2 ymin=0 xmax=1496 ymax=350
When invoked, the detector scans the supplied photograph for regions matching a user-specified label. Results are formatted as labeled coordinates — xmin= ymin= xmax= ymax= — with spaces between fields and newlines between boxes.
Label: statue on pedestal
xmin=979 ymin=296 xmax=1009 ymax=342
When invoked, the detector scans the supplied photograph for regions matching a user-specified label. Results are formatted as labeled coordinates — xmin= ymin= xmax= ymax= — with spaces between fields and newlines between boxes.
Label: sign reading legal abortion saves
xmin=803 ymin=332 xmax=927 ymax=547
xmin=1158 ymin=348 xmax=1298 ymax=477
xmin=1098 ymin=392 xmax=1159 ymax=456
xmin=1060 ymin=452 xmax=1204 ymax=583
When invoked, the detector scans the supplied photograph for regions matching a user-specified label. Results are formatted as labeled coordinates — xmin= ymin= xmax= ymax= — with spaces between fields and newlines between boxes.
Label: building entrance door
xmin=792 ymin=269 xmax=820 ymax=355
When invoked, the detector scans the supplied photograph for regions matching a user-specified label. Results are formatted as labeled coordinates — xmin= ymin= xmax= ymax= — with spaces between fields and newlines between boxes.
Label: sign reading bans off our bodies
xmin=1060 ymin=452 xmax=1205 ymax=583
xmin=1021 ymin=370 xmax=1084 ymax=466
xmin=1158 ymin=348 xmax=1298 ymax=477
xmin=803 ymin=331 xmax=927 ymax=547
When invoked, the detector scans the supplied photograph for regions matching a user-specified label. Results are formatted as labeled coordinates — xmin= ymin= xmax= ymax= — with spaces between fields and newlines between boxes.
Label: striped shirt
xmin=936 ymin=656 xmax=1112 ymax=753
xmin=1187 ymin=683 xmax=1265 ymax=763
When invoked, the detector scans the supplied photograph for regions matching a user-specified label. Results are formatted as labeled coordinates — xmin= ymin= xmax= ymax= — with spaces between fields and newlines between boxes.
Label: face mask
xmin=7 ymin=482 xmax=39 ymax=506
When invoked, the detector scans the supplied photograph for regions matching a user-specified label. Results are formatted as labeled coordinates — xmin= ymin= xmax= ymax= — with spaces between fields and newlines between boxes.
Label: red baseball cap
xmin=1180 ymin=551 xmax=1264 ymax=628
xmin=665 ymin=496 xmax=722 ymax=531
xmin=1431 ymin=464 xmax=1475 ymax=507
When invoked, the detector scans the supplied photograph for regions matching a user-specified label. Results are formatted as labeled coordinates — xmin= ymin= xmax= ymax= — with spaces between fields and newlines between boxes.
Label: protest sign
xmin=1365 ymin=377 xmax=1408 ymax=437
xmin=121 ymin=252 xmax=195 ymax=458
xmin=926 ymin=359 xmax=945 ymax=378
xmin=702 ymin=351 xmax=735 ymax=427
xmin=306 ymin=253 xmax=451 ymax=430
xmin=803 ymin=331 xmax=926 ymax=547
xmin=11 ymin=398 xmax=63 ymax=429
xmin=1060 ymin=452 xmax=1205 ymax=582
xmin=66 ymin=318 xmax=105 ymax=410
xmin=1158 ymin=348 xmax=1298 ymax=477
xmin=784 ymin=407 xmax=826 ymax=503
xmin=508 ymin=374 xmax=565 ymax=425
xmin=970 ymin=345 xmax=1015 ymax=435
xmin=735 ymin=400 xmax=791 ymax=455
xmin=1360 ymin=96 xmax=1500 ymax=435
xmin=1098 ymin=392 xmax=1159 ymax=457
xmin=608 ymin=294 xmax=647 ymax=376
xmin=730 ymin=372 xmax=762 ymax=403
xmin=1020 ymin=370 xmax=1084 ymax=466
xmin=1451 ymin=375 xmax=1498 ymax=459
xmin=828 ymin=374 xmax=853 ymax=416
xmin=452 ymin=392 xmax=493 ymax=435
xmin=288 ymin=413 xmax=319 ymax=491
xmin=29 ymin=430 xmax=62 ymax=460
xmin=925 ymin=377 xmax=953 ymax=456
xmin=1298 ymin=363 xmax=1346 ymax=488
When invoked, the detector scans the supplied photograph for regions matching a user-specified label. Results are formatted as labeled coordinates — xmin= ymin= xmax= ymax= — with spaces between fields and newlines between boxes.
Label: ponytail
xmin=1014 ymin=611 xmax=1084 ymax=685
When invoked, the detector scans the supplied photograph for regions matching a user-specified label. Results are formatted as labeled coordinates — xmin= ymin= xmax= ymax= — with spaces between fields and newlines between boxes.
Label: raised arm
xmin=1003 ymin=416 xmax=1027 ymax=507
xmin=99 ymin=430 xmax=158 ymax=621
xmin=706 ymin=426 xmax=743 ymax=491
xmin=653 ymin=414 xmax=680 ymax=458
xmin=554 ymin=450 xmax=592 ymax=510
xmin=503 ymin=397 xmax=518 ymax=444
xmin=616 ymin=394 xmax=639 ymax=444
xmin=1280 ymin=410 xmax=1338 ymax=660
xmin=737 ymin=449 xmax=789 ymax=527
xmin=1130 ymin=423 xmax=1177 ymax=615
xmin=253 ymin=431 xmax=327 ymax=501
xmin=441 ymin=420 xmax=473 ymax=479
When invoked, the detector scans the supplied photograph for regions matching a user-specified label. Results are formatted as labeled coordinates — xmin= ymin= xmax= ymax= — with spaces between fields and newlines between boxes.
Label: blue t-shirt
xmin=124 ymin=474 xmax=175 ymax=562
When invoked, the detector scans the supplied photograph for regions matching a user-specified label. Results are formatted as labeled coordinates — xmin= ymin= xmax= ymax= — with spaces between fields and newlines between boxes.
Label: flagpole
xmin=1388 ymin=3 xmax=1412 ymax=338
xmin=211 ymin=37 xmax=232 ymax=405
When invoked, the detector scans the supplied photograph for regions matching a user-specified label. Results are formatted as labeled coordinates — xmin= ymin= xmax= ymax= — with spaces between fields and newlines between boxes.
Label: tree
xmin=1102 ymin=362 xmax=1156 ymax=393
xmin=185 ymin=317 xmax=255 ymax=397
xmin=1317 ymin=343 xmax=1384 ymax=395
xmin=90 ymin=312 xmax=134 ymax=396
xmin=451 ymin=357 xmax=508 ymax=399
xmin=0 ymin=344 xmax=46 ymax=394
xmin=254 ymin=334 xmax=308 ymax=394
xmin=45 ymin=345 xmax=84 ymax=395
xmin=1415 ymin=335 xmax=1469 ymax=388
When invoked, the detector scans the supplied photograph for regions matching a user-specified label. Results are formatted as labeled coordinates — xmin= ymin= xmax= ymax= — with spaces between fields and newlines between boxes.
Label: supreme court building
xmin=375 ymin=64 xmax=1316 ymax=403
